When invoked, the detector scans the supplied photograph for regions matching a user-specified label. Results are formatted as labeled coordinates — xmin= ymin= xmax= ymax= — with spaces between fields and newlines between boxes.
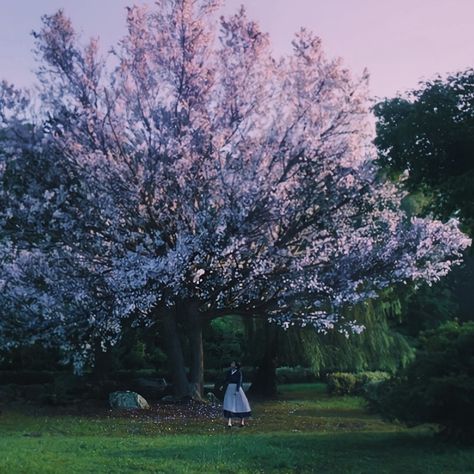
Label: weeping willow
xmin=278 ymin=289 xmax=415 ymax=375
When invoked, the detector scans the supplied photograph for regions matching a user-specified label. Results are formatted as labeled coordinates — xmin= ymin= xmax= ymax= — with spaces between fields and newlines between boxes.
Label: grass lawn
xmin=0 ymin=383 xmax=473 ymax=473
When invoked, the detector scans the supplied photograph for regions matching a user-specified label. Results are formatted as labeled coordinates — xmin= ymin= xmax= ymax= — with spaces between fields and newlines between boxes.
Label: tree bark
xmin=187 ymin=299 xmax=204 ymax=401
xmin=161 ymin=307 xmax=190 ymax=399
xmin=248 ymin=319 xmax=278 ymax=398
xmin=92 ymin=340 xmax=113 ymax=382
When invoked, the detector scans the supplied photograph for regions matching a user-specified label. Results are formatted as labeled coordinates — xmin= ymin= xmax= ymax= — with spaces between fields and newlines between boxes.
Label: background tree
xmin=374 ymin=68 xmax=474 ymax=234
xmin=374 ymin=68 xmax=474 ymax=328
xmin=242 ymin=287 xmax=414 ymax=397
xmin=366 ymin=320 xmax=474 ymax=442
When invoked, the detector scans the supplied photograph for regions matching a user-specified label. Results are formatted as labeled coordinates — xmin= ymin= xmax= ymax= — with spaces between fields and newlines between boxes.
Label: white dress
xmin=223 ymin=369 xmax=252 ymax=418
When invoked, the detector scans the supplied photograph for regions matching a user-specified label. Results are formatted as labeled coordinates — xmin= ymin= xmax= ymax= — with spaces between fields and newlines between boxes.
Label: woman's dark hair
xmin=230 ymin=360 xmax=241 ymax=369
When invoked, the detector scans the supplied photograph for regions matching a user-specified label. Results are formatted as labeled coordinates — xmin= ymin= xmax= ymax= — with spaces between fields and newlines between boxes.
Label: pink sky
xmin=1 ymin=0 xmax=473 ymax=99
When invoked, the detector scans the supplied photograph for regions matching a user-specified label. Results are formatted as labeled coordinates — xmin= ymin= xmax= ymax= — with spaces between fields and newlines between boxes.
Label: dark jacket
xmin=225 ymin=368 xmax=243 ymax=391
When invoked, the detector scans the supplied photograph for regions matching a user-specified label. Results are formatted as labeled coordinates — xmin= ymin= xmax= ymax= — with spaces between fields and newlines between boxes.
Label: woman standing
xmin=221 ymin=361 xmax=252 ymax=427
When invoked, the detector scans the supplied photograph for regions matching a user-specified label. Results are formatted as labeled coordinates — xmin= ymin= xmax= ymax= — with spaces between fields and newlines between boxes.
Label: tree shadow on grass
xmin=102 ymin=431 xmax=474 ymax=474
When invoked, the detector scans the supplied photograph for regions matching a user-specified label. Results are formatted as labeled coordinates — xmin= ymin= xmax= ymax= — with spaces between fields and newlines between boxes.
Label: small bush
xmin=361 ymin=380 xmax=387 ymax=406
xmin=326 ymin=372 xmax=358 ymax=395
xmin=327 ymin=371 xmax=391 ymax=395
xmin=357 ymin=371 xmax=391 ymax=386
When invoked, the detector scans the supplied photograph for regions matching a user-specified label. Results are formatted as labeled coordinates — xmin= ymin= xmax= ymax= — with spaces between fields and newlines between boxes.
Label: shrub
xmin=361 ymin=379 xmax=388 ymax=406
xmin=357 ymin=371 xmax=391 ymax=386
xmin=327 ymin=371 xmax=391 ymax=395
xmin=365 ymin=320 xmax=474 ymax=442
xmin=326 ymin=372 xmax=358 ymax=395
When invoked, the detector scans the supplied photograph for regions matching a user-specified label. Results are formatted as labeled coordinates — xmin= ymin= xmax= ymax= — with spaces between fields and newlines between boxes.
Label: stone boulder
xmin=109 ymin=390 xmax=150 ymax=409
xmin=206 ymin=392 xmax=221 ymax=406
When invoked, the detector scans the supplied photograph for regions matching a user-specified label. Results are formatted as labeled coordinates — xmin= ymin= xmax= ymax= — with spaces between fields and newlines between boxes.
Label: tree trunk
xmin=248 ymin=320 xmax=278 ymax=398
xmin=187 ymin=299 xmax=204 ymax=401
xmin=92 ymin=340 xmax=113 ymax=382
xmin=161 ymin=307 xmax=190 ymax=399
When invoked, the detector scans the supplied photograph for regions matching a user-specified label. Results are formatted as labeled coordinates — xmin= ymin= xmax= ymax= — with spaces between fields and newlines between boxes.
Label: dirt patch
xmin=106 ymin=399 xmax=223 ymax=422
xmin=2 ymin=398 xmax=224 ymax=422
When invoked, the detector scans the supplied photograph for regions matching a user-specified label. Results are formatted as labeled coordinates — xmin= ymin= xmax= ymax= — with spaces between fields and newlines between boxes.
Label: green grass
xmin=0 ymin=383 xmax=473 ymax=473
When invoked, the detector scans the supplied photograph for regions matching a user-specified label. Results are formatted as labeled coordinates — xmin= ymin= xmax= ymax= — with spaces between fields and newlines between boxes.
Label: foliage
xmin=374 ymin=68 xmax=474 ymax=236
xmin=393 ymin=278 xmax=460 ymax=338
xmin=0 ymin=343 xmax=63 ymax=371
xmin=203 ymin=315 xmax=245 ymax=370
xmin=298 ymin=290 xmax=415 ymax=375
xmin=107 ymin=326 xmax=168 ymax=371
xmin=0 ymin=370 xmax=56 ymax=385
xmin=365 ymin=320 xmax=474 ymax=442
xmin=0 ymin=1 xmax=471 ymax=370
xmin=326 ymin=372 xmax=358 ymax=395
xmin=205 ymin=365 xmax=317 ymax=386
xmin=275 ymin=366 xmax=317 ymax=384
xmin=326 ymin=370 xmax=390 ymax=395
xmin=374 ymin=67 xmax=474 ymax=338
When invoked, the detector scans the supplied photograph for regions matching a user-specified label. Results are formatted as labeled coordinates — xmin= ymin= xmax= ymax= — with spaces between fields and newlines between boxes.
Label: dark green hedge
xmin=364 ymin=321 xmax=474 ymax=442
xmin=326 ymin=371 xmax=391 ymax=395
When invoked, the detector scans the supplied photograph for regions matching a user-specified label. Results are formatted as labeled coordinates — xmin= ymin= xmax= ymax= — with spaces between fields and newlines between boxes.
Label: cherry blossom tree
xmin=0 ymin=0 xmax=471 ymax=398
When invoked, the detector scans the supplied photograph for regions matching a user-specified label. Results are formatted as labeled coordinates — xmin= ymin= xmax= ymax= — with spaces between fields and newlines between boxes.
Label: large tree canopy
xmin=374 ymin=68 xmax=474 ymax=234
xmin=374 ymin=68 xmax=474 ymax=329
xmin=0 ymin=0 xmax=471 ymax=376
